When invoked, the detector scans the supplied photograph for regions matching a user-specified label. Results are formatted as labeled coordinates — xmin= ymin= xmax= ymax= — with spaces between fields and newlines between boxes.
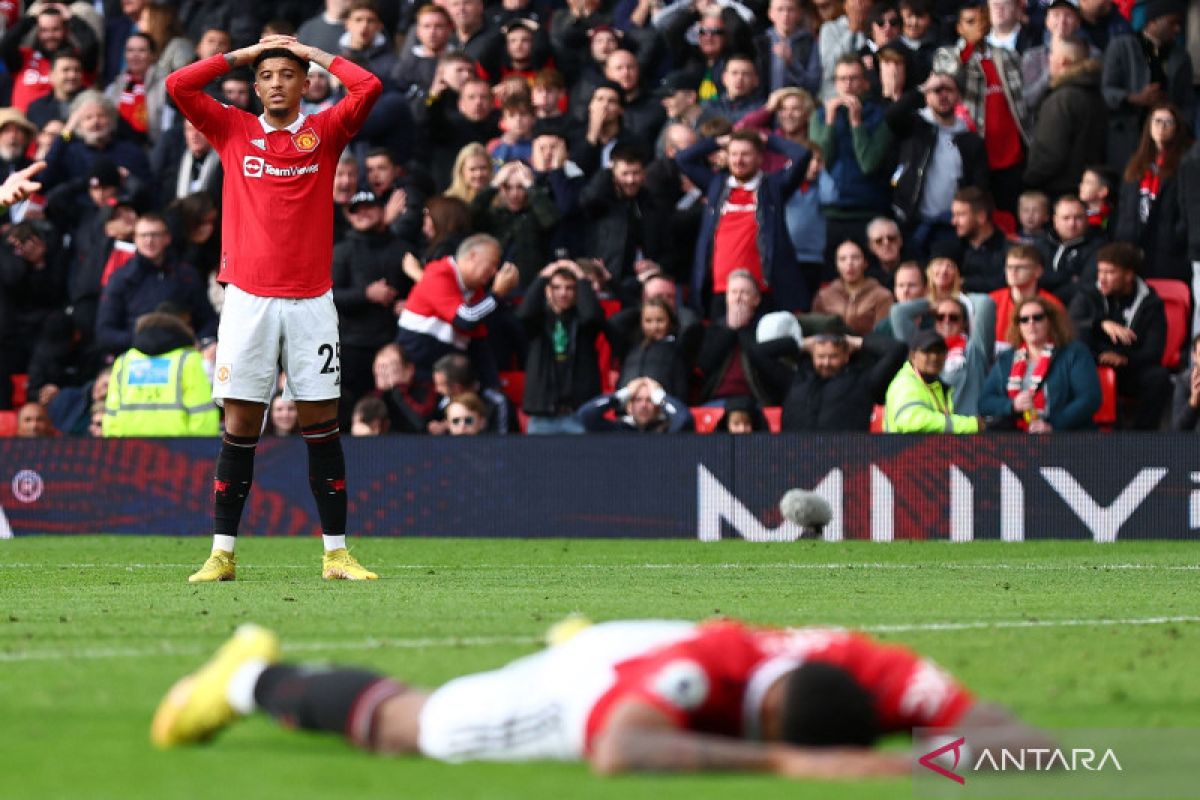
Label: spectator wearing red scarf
xmin=981 ymin=296 xmax=1099 ymax=431
xmin=1115 ymin=102 xmax=1190 ymax=283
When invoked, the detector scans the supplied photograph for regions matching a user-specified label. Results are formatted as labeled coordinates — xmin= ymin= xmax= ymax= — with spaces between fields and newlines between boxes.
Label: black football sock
xmin=253 ymin=665 xmax=406 ymax=749
xmin=302 ymin=420 xmax=347 ymax=538
xmin=213 ymin=433 xmax=258 ymax=539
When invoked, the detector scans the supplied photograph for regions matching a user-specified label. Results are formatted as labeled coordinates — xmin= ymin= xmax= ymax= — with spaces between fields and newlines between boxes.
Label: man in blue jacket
xmin=95 ymin=213 xmax=217 ymax=356
xmin=809 ymin=54 xmax=892 ymax=276
xmin=676 ymin=129 xmax=811 ymax=318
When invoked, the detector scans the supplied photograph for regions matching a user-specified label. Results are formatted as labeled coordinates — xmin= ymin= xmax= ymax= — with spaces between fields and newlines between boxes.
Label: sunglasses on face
xmin=449 ymin=416 xmax=477 ymax=425
xmin=1018 ymin=313 xmax=1047 ymax=324
xmin=927 ymin=84 xmax=956 ymax=94
xmin=935 ymin=313 xmax=962 ymax=322
xmin=698 ymin=27 xmax=725 ymax=35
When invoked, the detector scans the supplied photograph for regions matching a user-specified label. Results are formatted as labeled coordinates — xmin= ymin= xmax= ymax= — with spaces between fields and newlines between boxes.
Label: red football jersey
xmin=399 ymin=256 xmax=494 ymax=346
xmin=584 ymin=621 xmax=973 ymax=749
xmin=10 ymin=47 xmax=53 ymax=112
xmin=165 ymin=55 xmax=381 ymax=298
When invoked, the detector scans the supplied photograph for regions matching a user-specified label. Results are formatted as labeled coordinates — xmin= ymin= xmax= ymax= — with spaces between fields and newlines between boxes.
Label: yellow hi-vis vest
xmin=883 ymin=361 xmax=980 ymax=434
xmin=102 ymin=346 xmax=220 ymax=437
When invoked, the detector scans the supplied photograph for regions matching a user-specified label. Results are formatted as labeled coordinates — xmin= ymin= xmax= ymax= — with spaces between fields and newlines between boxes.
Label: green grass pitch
xmin=2 ymin=537 xmax=1198 ymax=800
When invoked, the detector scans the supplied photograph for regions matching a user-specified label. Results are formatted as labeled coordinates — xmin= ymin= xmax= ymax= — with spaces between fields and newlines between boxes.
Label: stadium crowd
xmin=1 ymin=0 xmax=1198 ymax=438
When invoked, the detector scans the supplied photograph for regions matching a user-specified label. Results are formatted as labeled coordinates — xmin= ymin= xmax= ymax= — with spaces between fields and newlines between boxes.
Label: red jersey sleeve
xmin=324 ymin=56 xmax=383 ymax=141
xmin=165 ymin=55 xmax=239 ymax=145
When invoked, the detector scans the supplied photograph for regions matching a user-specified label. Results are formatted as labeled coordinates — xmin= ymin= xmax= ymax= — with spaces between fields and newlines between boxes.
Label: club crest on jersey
xmin=651 ymin=660 xmax=709 ymax=710
xmin=292 ymin=128 xmax=320 ymax=152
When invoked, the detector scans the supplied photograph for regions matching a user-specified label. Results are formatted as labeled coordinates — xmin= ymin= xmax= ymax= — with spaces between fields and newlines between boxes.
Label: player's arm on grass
xmin=951 ymin=702 xmax=1058 ymax=766
xmin=590 ymin=700 xmax=908 ymax=778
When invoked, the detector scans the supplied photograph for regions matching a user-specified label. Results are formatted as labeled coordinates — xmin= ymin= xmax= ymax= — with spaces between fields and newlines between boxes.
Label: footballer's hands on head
xmin=231 ymin=35 xmax=294 ymax=65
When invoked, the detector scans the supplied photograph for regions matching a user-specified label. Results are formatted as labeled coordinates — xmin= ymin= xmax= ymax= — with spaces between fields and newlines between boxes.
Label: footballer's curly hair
xmin=779 ymin=663 xmax=880 ymax=747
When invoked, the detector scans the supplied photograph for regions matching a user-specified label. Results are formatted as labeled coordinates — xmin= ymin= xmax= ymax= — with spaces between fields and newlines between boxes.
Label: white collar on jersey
xmin=725 ymin=172 xmax=763 ymax=192
xmin=742 ymin=655 xmax=803 ymax=740
xmin=257 ymin=112 xmax=308 ymax=134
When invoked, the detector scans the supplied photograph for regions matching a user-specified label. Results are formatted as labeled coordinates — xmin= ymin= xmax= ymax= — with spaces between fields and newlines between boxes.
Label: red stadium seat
xmin=690 ymin=407 xmax=724 ymax=433
xmin=762 ymin=406 xmax=782 ymax=433
xmin=498 ymin=370 xmax=525 ymax=408
xmin=1145 ymin=278 xmax=1190 ymax=369
xmin=1094 ymin=366 xmax=1117 ymax=430
xmin=0 ymin=410 xmax=16 ymax=437
xmin=870 ymin=404 xmax=885 ymax=432
xmin=10 ymin=374 xmax=28 ymax=407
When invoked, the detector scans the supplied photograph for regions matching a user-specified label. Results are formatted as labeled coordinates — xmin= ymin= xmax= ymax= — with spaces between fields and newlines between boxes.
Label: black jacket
xmin=1116 ymin=170 xmax=1188 ymax=282
xmin=1034 ymin=229 xmax=1103 ymax=303
xmin=616 ymin=336 xmax=690 ymax=402
xmin=781 ymin=334 xmax=907 ymax=431
xmin=518 ymin=276 xmax=604 ymax=415
xmin=0 ymin=238 xmax=68 ymax=345
xmin=1023 ymin=61 xmax=1108 ymax=200
xmin=643 ymin=156 xmax=703 ymax=284
xmin=417 ymin=89 xmax=500 ymax=189
xmin=1182 ymin=145 xmax=1200 ymax=262
xmin=94 ymin=254 xmax=216 ymax=355
xmin=693 ymin=323 xmax=795 ymax=406
xmin=331 ymin=228 xmax=413 ymax=350
xmin=959 ymin=229 xmax=1010 ymax=294
xmin=579 ymin=169 xmax=662 ymax=304
xmin=1069 ymin=279 xmax=1166 ymax=372
xmin=470 ymin=186 xmax=562 ymax=289
xmin=889 ymin=104 xmax=989 ymax=225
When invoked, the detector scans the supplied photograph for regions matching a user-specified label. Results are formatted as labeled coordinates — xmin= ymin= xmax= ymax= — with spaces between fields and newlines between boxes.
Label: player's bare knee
xmin=369 ymin=692 xmax=428 ymax=755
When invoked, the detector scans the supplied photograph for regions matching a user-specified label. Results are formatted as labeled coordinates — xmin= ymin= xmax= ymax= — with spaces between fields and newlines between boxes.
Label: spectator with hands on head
xmin=578 ymin=375 xmax=693 ymax=432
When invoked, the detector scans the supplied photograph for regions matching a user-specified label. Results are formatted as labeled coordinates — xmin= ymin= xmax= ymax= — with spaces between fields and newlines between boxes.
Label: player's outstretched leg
xmin=253 ymin=665 xmax=413 ymax=751
xmin=151 ymin=623 xmax=280 ymax=747
xmin=151 ymin=624 xmax=421 ymax=753
xmin=301 ymin=417 xmax=377 ymax=580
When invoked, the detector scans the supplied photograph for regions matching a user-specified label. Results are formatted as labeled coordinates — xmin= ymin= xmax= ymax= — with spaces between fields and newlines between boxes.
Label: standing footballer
xmin=166 ymin=36 xmax=382 ymax=582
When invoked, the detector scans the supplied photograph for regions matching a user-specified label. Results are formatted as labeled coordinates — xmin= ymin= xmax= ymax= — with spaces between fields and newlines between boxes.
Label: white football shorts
xmin=417 ymin=620 xmax=695 ymax=763
xmin=211 ymin=284 xmax=341 ymax=405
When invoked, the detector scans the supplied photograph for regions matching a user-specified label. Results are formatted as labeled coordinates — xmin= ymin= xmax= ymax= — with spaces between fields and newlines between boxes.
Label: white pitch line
xmin=861 ymin=615 xmax=1200 ymax=633
xmin=1 ymin=616 xmax=1197 ymax=664
xmin=1 ymin=562 xmax=1199 ymax=571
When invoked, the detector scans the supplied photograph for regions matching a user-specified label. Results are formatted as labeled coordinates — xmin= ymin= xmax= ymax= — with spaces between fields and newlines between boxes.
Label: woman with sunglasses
xmin=889 ymin=257 xmax=996 ymax=414
xmin=979 ymin=297 xmax=1100 ymax=432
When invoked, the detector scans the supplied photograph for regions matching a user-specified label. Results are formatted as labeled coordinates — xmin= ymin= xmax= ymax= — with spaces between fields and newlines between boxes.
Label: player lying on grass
xmin=152 ymin=618 xmax=1048 ymax=778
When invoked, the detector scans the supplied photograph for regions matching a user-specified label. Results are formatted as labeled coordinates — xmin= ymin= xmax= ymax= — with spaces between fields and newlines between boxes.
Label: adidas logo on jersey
xmin=250 ymin=138 xmax=266 ymax=150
